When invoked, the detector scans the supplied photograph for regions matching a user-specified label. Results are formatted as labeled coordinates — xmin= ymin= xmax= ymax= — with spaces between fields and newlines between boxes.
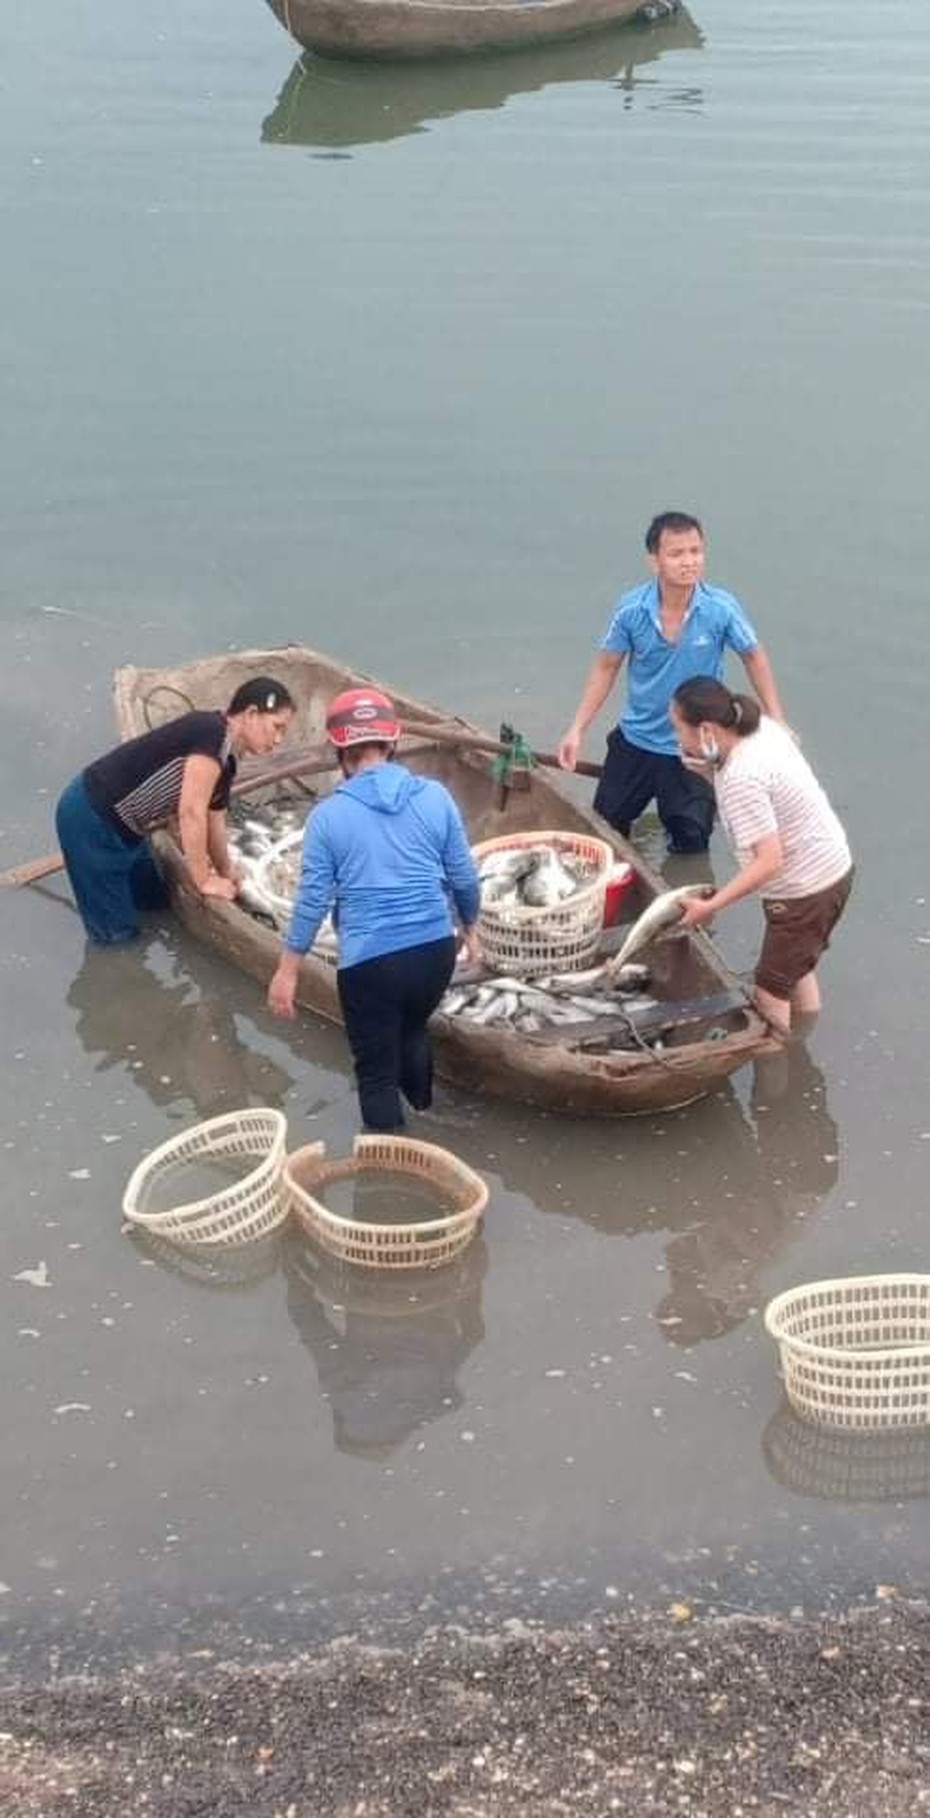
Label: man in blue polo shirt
xmin=558 ymin=510 xmax=786 ymax=853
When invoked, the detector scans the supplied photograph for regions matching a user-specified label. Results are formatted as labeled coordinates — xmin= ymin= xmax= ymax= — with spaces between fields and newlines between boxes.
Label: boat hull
xmin=113 ymin=646 xmax=775 ymax=1116
xmin=265 ymin=0 xmax=650 ymax=61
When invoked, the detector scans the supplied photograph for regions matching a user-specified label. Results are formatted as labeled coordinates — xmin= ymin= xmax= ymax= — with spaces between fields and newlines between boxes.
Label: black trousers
xmin=337 ymin=936 xmax=457 ymax=1133
xmin=593 ymin=728 xmax=716 ymax=853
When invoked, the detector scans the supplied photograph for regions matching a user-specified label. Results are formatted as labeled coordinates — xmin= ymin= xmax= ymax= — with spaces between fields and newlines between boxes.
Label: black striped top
xmin=83 ymin=712 xmax=236 ymax=840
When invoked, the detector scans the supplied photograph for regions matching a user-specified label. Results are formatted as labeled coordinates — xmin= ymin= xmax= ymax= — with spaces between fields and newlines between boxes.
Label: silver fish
xmin=478 ymin=851 xmax=537 ymax=902
xmin=478 ymin=849 xmax=533 ymax=878
xmin=520 ymin=848 xmax=581 ymax=909
xmin=612 ymin=962 xmax=652 ymax=993
xmin=564 ymin=995 xmax=630 ymax=1017
xmin=513 ymin=1010 xmax=543 ymax=1033
xmin=480 ymin=877 xmax=522 ymax=907
xmin=537 ymin=965 xmax=608 ymax=991
xmin=544 ymin=1001 xmax=595 ymax=1024
xmin=609 ymin=885 xmax=713 ymax=971
xmin=236 ymin=870 xmax=278 ymax=919
xmin=465 ymin=993 xmax=510 ymax=1027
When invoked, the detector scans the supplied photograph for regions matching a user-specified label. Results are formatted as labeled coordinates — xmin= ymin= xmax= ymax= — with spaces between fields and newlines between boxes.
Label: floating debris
xmin=14 ymin=1262 xmax=50 ymax=1288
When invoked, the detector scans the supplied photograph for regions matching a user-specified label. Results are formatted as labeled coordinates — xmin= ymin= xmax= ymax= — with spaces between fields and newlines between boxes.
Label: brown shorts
xmin=755 ymin=868 xmax=854 ymax=999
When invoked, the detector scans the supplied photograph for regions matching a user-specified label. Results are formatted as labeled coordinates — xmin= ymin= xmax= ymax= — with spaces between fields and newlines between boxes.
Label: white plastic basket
xmin=764 ymin=1274 xmax=930 ymax=1432
xmin=122 ymin=1108 xmax=289 ymax=1247
xmin=283 ymin=1133 xmax=488 ymax=1270
xmin=473 ymin=829 xmax=612 ymax=978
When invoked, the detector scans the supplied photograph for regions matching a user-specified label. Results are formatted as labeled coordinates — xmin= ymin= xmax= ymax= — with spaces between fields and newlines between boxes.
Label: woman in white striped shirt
xmin=670 ymin=678 xmax=853 ymax=1034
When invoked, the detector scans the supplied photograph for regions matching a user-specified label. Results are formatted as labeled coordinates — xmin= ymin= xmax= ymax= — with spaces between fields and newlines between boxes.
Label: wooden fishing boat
xmin=113 ymin=645 xmax=775 ymax=1116
xmin=264 ymin=0 xmax=668 ymax=62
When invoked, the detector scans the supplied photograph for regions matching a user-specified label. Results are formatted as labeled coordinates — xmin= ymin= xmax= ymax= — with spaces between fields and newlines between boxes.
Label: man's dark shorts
xmin=755 ymin=868 xmax=854 ymax=999
xmin=593 ymin=727 xmax=715 ymax=854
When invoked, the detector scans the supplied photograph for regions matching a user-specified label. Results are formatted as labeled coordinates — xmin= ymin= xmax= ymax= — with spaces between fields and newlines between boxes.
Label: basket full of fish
xmin=472 ymin=830 xmax=613 ymax=978
xmin=441 ymin=881 xmax=721 ymax=1049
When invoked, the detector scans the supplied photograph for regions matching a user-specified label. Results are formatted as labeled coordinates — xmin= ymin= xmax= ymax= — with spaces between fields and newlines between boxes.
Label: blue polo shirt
xmin=600 ymin=580 xmax=758 ymax=757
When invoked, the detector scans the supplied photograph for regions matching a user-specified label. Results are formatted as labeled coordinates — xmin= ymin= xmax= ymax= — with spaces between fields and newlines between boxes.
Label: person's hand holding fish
xmin=677 ymin=892 xmax=718 ymax=929
xmin=201 ymin=872 xmax=238 ymax=903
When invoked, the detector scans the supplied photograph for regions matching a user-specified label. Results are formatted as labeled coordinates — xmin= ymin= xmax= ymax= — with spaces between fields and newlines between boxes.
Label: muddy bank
xmin=2 ymin=1602 xmax=928 ymax=1815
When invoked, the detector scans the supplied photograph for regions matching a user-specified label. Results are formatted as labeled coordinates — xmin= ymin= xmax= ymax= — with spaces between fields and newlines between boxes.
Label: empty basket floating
xmin=764 ymin=1274 xmax=930 ymax=1432
xmin=473 ymin=829 xmax=612 ymax=978
xmin=283 ymin=1133 xmax=488 ymax=1270
xmin=122 ymin=1107 xmax=289 ymax=1247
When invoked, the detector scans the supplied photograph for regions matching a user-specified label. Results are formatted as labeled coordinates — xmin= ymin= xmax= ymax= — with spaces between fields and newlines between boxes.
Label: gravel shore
xmin=2 ymin=1601 xmax=928 ymax=1815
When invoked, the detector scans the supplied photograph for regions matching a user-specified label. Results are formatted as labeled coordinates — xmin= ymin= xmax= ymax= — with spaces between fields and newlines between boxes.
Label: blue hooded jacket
xmin=285 ymin=761 xmax=481 ymax=970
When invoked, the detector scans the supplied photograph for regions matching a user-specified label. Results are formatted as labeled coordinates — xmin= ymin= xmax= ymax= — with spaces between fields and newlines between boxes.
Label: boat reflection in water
xmin=67 ymin=933 xmax=297 ymax=1121
xmin=284 ymin=1228 xmax=488 ymax=1458
xmin=261 ymin=8 xmax=703 ymax=151
xmin=441 ymin=1040 xmax=841 ymax=1350
xmin=763 ymin=1401 xmax=930 ymax=1506
xmin=655 ymin=1043 xmax=840 ymax=1347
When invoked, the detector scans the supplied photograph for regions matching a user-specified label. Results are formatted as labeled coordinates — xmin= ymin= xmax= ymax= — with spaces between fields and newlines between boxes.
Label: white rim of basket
xmin=283 ymin=1135 xmax=489 ymax=1235
xmin=764 ymin=1273 xmax=930 ymax=1363
xmin=122 ymin=1108 xmax=288 ymax=1229
xmin=473 ymin=832 xmax=612 ymax=922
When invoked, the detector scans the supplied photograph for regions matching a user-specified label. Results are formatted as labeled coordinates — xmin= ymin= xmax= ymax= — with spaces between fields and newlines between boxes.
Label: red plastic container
xmin=602 ymin=862 xmax=636 ymax=927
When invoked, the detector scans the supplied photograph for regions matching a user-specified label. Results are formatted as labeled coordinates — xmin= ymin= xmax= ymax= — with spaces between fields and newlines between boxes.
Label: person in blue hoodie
xmin=267 ymin=686 xmax=481 ymax=1132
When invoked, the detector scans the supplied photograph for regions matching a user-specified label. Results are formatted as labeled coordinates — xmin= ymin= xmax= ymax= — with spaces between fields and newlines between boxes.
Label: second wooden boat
xmin=264 ymin=0 xmax=668 ymax=62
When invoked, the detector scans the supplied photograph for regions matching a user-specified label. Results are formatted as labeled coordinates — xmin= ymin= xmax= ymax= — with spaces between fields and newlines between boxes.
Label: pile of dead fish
xmin=477 ymin=842 xmax=598 ymax=911
xmin=227 ymin=803 xmax=337 ymax=959
xmin=440 ymin=881 xmax=714 ymax=1043
xmin=440 ymin=960 xmax=654 ymax=1034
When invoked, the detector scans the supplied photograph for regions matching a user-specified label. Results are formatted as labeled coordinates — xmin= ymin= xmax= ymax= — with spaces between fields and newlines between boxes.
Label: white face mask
xmin=699 ymin=730 xmax=722 ymax=766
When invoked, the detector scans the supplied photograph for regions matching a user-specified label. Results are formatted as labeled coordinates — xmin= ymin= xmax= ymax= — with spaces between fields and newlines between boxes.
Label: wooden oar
xmin=399 ymin=718 xmax=604 ymax=781
xmin=0 ymin=716 xmax=591 ymax=891
xmin=1 ymin=852 xmax=70 ymax=890
xmin=0 ymin=744 xmax=338 ymax=891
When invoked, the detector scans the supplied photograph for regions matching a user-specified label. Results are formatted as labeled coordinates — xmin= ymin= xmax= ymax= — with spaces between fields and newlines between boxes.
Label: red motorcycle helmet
xmin=325 ymin=686 xmax=401 ymax=749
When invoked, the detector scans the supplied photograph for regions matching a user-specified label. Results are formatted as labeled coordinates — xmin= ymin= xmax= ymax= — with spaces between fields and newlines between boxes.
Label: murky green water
xmin=2 ymin=0 xmax=930 ymax=1665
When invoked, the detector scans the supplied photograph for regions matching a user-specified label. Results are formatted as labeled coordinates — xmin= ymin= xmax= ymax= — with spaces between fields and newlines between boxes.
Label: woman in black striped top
xmin=56 ymin=677 xmax=295 ymax=945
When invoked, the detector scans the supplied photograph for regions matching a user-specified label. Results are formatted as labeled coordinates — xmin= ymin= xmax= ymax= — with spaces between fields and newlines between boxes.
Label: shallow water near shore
xmin=2 ymin=0 xmax=930 ymax=1669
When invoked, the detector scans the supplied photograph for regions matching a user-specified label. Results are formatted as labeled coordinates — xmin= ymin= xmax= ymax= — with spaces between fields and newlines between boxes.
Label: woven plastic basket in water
xmin=473 ymin=829 xmax=612 ymax=978
xmin=122 ymin=1107 xmax=289 ymax=1247
xmin=283 ymin=1134 xmax=488 ymax=1270
xmin=764 ymin=1274 xmax=930 ymax=1432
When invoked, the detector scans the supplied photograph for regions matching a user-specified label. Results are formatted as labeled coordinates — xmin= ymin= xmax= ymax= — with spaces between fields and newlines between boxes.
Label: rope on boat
xmin=141 ymin=684 xmax=197 ymax=730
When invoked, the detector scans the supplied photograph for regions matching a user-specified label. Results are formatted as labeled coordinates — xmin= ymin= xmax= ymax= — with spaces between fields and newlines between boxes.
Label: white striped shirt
xmin=715 ymin=718 xmax=851 ymax=900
